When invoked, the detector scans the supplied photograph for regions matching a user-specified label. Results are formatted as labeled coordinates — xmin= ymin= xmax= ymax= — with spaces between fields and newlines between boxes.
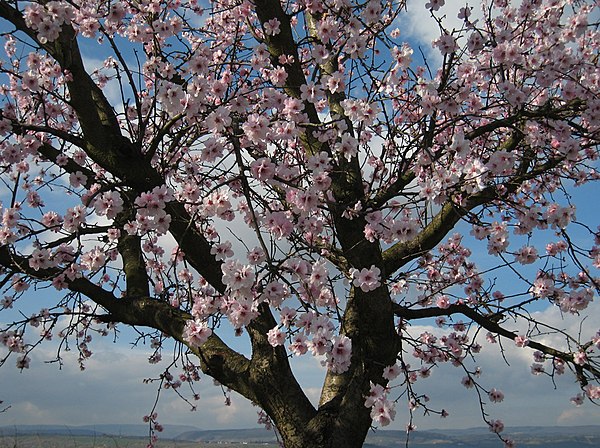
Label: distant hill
xmin=2 ymin=424 xmax=600 ymax=447
xmin=175 ymin=427 xmax=277 ymax=443
xmin=361 ymin=426 xmax=600 ymax=447
xmin=0 ymin=423 xmax=199 ymax=440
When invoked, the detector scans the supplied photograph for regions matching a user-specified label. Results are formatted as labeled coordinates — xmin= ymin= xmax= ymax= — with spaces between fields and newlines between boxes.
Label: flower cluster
xmin=364 ymin=382 xmax=396 ymax=426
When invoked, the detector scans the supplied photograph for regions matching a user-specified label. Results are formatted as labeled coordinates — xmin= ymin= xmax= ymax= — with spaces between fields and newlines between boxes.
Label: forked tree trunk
xmin=251 ymin=286 xmax=399 ymax=448
xmin=268 ymin=386 xmax=374 ymax=448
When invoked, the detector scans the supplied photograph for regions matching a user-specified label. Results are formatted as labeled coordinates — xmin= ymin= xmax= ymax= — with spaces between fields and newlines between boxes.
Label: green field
xmin=0 ymin=435 xmax=278 ymax=448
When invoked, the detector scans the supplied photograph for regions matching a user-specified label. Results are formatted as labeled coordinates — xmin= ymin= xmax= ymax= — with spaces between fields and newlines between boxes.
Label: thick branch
xmin=382 ymin=151 xmax=567 ymax=276
xmin=0 ymin=0 xmax=161 ymax=190
xmin=0 ymin=245 xmax=256 ymax=400
xmin=164 ymin=202 xmax=226 ymax=292
xmin=393 ymin=302 xmax=600 ymax=380
xmin=382 ymin=199 xmax=471 ymax=275
xmin=368 ymin=171 xmax=416 ymax=210
xmin=36 ymin=142 xmax=98 ymax=188
xmin=253 ymin=0 xmax=325 ymax=158
xmin=117 ymin=232 xmax=150 ymax=298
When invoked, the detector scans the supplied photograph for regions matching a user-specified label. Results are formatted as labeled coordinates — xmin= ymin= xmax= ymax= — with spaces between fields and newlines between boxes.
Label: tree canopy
xmin=0 ymin=0 xmax=599 ymax=446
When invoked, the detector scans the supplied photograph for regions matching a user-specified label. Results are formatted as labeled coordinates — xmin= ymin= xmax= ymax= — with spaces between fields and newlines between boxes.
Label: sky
xmin=1 ymin=0 xmax=600 ymax=441
xmin=2 ymin=300 xmax=600 ymax=433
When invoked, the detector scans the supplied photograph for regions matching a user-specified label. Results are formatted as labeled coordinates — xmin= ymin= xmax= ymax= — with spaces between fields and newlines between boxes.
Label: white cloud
xmin=395 ymin=0 xmax=486 ymax=73
xmin=0 ymin=336 xmax=264 ymax=430
xmin=2 ymin=300 xmax=599 ymax=435
xmin=396 ymin=0 xmax=461 ymax=68
xmin=394 ymin=301 xmax=600 ymax=432
xmin=557 ymin=407 xmax=589 ymax=424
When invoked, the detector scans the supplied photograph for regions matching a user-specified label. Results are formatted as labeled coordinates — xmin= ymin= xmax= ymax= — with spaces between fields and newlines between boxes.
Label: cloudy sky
xmin=3 ymin=299 xmax=600 ymax=434
xmin=1 ymin=0 xmax=600 ymax=441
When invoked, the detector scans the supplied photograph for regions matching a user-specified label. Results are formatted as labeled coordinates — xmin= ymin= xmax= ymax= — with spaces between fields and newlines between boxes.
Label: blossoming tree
xmin=0 ymin=0 xmax=599 ymax=445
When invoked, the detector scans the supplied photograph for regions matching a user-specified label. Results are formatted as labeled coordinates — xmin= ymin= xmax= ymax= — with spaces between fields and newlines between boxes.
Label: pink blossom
xmin=267 ymin=327 xmax=285 ymax=347
xmin=16 ymin=355 xmax=30 ymax=369
xmin=63 ymin=205 xmax=86 ymax=232
xmin=543 ymin=203 xmax=576 ymax=229
xmin=530 ymin=275 xmax=555 ymax=298
xmin=488 ymin=419 xmax=504 ymax=433
xmin=210 ymin=241 xmax=233 ymax=261
xmin=364 ymin=382 xmax=388 ymax=408
xmin=0 ymin=228 xmax=16 ymax=245
xmin=559 ymin=288 xmax=593 ymax=313
xmin=242 ymin=113 xmax=270 ymax=142
xmin=531 ymin=363 xmax=545 ymax=375
xmin=570 ymin=393 xmax=585 ymax=406
xmin=533 ymin=351 xmax=545 ymax=362
xmin=312 ymin=44 xmax=330 ymax=64
xmin=323 ymin=71 xmax=345 ymax=94
xmin=227 ymin=298 xmax=258 ymax=328
xmin=461 ymin=376 xmax=474 ymax=389
xmin=289 ymin=333 xmax=308 ymax=356
xmin=383 ymin=364 xmax=401 ymax=381
xmin=436 ymin=295 xmax=451 ymax=309
xmin=5 ymin=333 xmax=24 ymax=352
xmin=251 ymin=157 xmax=276 ymax=181
xmin=370 ymin=397 xmax=396 ymax=426
xmin=206 ymin=106 xmax=231 ymax=134
xmin=21 ymin=72 xmax=40 ymax=92
xmin=300 ymin=82 xmax=324 ymax=103
xmin=487 ymin=222 xmax=509 ymax=255
xmin=2 ymin=207 xmax=20 ymax=227
xmin=514 ymin=246 xmax=538 ymax=264
xmin=282 ymin=97 xmax=303 ymax=117
xmin=554 ymin=358 xmax=566 ymax=375
xmin=279 ymin=307 xmax=296 ymax=327
xmin=264 ymin=211 xmax=294 ymax=239
xmin=327 ymin=335 xmax=352 ymax=373
xmin=28 ymin=248 xmax=54 ymax=271
xmin=262 ymin=281 xmax=289 ymax=307
xmin=94 ymin=191 xmax=124 ymax=219
xmin=593 ymin=331 xmax=600 ymax=350
xmin=221 ymin=260 xmax=255 ymax=292
xmin=263 ymin=18 xmax=281 ymax=36
xmin=69 ymin=171 xmax=87 ymax=188
xmin=335 ymin=134 xmax=358 ymax=161
xmin=546 ymin=240 xmax=567 ymax=256
xmin=200 ymin=137 xmax=225 ymax=163
xmin=316 ymin=16 xmax=339 ymax=42
xmin=269 ymin=67 xmax=288 ymax=86
xmin=573 ymin=351 xmax=588 ymax=366
xmin=389 ymin=218 xmax=417 ymax=243
xmin=488 ymin=388 xmax=504 ymax=403
xmin=80 ymin=248 xmax=106 ymax=271
xmin=308 ymin=331 xmax=330 ymax=356
xmin=514 ymin=335 xmax=529 ymax=348
xmin=247 ymin=247 xmax=266 ymax=265
xmin=1 ymin=296 xmax=14 ymax=309
xmin=434 ymin=34 xmax=457 ymax=55
xmin=425 ymin=0 xmax=444 ymax=11
xmin=351 ymin=265 xmax=381 ymax=292
xmin=584 ymin=384 xmax=600 ymax=400
xmin=183 ymin=319 xmax=212 ymax=348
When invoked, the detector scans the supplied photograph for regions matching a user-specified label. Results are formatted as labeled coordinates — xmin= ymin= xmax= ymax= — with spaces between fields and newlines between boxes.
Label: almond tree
xmin=0 ymin=0 xmax=599 ymax=446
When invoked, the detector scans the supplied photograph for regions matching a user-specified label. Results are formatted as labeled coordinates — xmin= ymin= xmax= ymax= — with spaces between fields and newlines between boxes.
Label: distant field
xmin=3 ymin=426 xmax=600 ymax=447
xmin=0 ymin=435 xmax=278 ymax=448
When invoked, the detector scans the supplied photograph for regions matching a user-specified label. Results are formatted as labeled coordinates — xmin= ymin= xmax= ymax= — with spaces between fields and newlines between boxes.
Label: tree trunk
xmin=253 ymin=287 xmax=399 ymax=448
